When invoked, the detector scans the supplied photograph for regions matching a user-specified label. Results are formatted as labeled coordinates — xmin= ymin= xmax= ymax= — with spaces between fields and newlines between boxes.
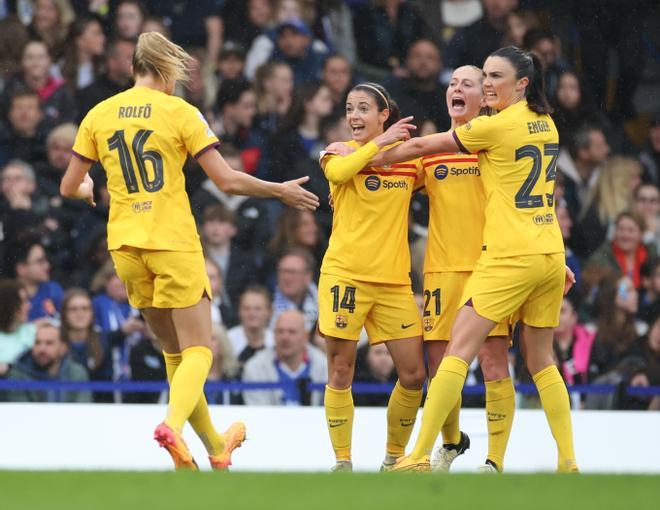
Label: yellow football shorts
xmin=422 ymin=271 xmax=510 ymax=341
xmin=460 ymin=252 xmax=565 ymax=328
xmin=110 ymin=247 xmax=212 ymax=309
xmin=318 ymin=273 xmax=422 ymax=344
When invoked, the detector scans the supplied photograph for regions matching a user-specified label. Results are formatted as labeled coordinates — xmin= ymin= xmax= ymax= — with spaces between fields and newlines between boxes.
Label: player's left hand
xmin=564 ymin=265 xmax=576 ymax=295
xmin=324 ymin=142 xmax=355 ymax=157
xmin=280 ymin=176 xmax=320 ymax=211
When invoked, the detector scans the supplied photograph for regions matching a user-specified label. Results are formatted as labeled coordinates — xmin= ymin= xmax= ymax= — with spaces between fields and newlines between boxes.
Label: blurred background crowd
xmin=0 ymin=0 xmax=659 ymax=410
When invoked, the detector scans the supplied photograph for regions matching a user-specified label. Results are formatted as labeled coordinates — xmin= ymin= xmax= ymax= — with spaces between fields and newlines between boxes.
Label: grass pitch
xmin=2 ymin=472 xmax=658 ymax=510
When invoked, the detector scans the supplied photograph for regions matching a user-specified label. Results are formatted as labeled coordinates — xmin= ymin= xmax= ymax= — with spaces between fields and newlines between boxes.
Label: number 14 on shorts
xmin=330 ymin=285 xmax=356 ymax=313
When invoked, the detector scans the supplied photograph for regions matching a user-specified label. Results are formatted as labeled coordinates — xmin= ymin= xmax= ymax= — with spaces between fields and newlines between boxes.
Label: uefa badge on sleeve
xmin=335 ymin=315 xmax=348 ymax=329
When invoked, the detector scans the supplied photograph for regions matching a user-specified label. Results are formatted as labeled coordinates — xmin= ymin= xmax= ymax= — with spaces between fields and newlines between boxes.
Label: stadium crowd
xmin=0 ymin=0 xmax=659 ymax=411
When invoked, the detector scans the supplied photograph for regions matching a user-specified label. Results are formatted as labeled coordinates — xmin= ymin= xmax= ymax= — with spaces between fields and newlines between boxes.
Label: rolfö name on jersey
xmin=118 ymin=104 xmax=152 ymax=119
xmin=526 ymin=120 xmax=551 ymax=134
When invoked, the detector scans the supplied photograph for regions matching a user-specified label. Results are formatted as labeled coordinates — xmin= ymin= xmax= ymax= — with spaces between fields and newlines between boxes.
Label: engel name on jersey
xmin=320 ymin=140 xmax=424 ymax=284
xmin=72 ymin=86 xmax=219 ymax=252
xmin=420 ymin=153 xmax=486 ymax=272
xmin=453 ymin=100 xmax=564 ymax=258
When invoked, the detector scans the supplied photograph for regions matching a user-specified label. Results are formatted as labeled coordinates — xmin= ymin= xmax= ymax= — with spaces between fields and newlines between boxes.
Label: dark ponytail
xmin=350 ymin=82 xmax=401 ymax=129
xmin=489 ymin=46 xmax=553 ymax=115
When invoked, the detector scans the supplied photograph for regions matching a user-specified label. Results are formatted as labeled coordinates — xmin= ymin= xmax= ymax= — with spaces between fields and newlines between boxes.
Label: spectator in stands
xmin=59 ymin=15 xmax=106 ymax=92
xmin=205 ymin=256 xmax=233 ymax=328
xmin=640 ymin=115 xmax=660 ymax=185
xmin=141 ymin=15 xmax=169 ymax=37
xmin=28 ymin=0 xmax=75 ymax=58
xmin=313 ymin=1 xmax=357 ymax=65
xmin=445 ymin=0 xmax=518 ymax=70
xmin=353 ymin=343 xmax=398 ymax=407
xmin=217 ymin=42 xmax=247 ymax=82
xmin=553 ymin=293 xmax=608 ymax=389
xmin=3 ymin=321 xmax=91 ymax=403
xmin=551 ymin=70 xmax=607 ymax=146
xmin=245 ymin=1 xmax=328 ymax=80
xmin=201 ymin=204 xmax=258 ymax=326
xmin=265 ymin=80 xmax=333 ymax=182
xmin=386 ymin=38 xmax=451 ymax=131
xmin=573 ymin=156 xmax=642 ymax=259
xmin=211 ymin=79 xmax=263 ymax=174
xmin=522 ymin=28 xmax=569 ymax=100
xmin=0 ymin=280 xmax=35 ymax=364
xmin=321 ymin=54 xmax=353 ymax=111
xmin=242 ymin=309 xmax=327 ymax=405
xmin=556 ymin=201 xmax=581 ymax=289
xmin=0 ymin=16 xmax=30 ymax=85
xmin=558 ymin=124 xmax=610 ymax=222
xmin=0 ymin=90 xmax=49 ymax=167
xmin=206 ymin=323 xmax=240 ymax=404
xmin=638 ymin=258 xmax=660 ymax=324
xmin=634 ymin=315 xmax=660 ymax=410
xmin=227 ymin=286 xmax=274 ymax=365
xmin=60 ymin=288 xmax=108 ymax=379
xmin=34 ymin=123 xmax=77 ymax=200
xmin=267 ymin=208 xmax=327 ymax=281
xmin=268 ymin=18 xmax=329 ymax=85
xmin=352 ymin=0 xmax=428 ymax=74
xmin=253 ymin=61 xmax=294 ymax=135
xmin=584 ymin=213 xmax=654 ymax=293
xmin=113 ymin=0 xmax=145 ymax=41
xmin=503 ymin=9 xmax=540 ymax=47
xmin=76 ymin=38 xmax=135 ymax=120
xmin=633 ymin=183 xmax=660 ymax=253
xmin=271 ymin=248 xmax=318 ymax=333
xmin=221 ymin=0 xmax=273 ymax=52
xmin=1 ymin=39 xmax=76 ymax=124
xmin=10 ymin=237 xmax=64 ymax=321
xmin=124 ymin=323 xmax=166 ymax=404
xmin=0 ymin=160 xmax=48 ymax=245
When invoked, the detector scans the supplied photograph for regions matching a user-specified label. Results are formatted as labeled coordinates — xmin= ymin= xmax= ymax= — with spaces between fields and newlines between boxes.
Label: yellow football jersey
xmin=320 ymin=140 xmax=424 ymax=284
xmin=421 ymin=152 xmax=485 ymax=272
xmin=72 ymin=86 xmax=219 ymax=252
xmin=453 ymin=100 xmax=564 ymax=257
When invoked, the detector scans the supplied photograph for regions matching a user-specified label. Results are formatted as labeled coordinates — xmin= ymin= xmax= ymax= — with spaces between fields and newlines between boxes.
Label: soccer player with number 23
xmin=60 ymin=32 xmax=319 ymax=470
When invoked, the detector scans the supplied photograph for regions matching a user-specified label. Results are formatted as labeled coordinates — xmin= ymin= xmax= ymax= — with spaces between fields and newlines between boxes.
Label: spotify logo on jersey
xmin=365 ymin=175 xmax=381 ymax=191
xmin=434 ymin=164 xmax=449 ymax=180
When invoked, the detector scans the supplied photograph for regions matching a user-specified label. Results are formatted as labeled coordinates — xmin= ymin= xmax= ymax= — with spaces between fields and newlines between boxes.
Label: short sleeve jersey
xmin=320 ymin=140 xmax=424 ymax=284
xmin=453 ymin=100 xmax=564 ymax=257
xmin=420 ymin=152 xmax=485 ymax=272
xmin=72 ymin=86 xmax=219 ymax=252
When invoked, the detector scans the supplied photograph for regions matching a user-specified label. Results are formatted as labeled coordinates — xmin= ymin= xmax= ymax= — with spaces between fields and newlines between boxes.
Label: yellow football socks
xmin=386 ymin=380 xmax=423 ymax=458
xmin=162 ymin=350 xmax=226 ymax=456
xmin=325 ymin=385 xmax=354 ymax=462
xmin=533 ymin=365 xmax=578 ymax=472
xmin=484 ymin=377 xmax=515 ymax=471
xmin=411 ymin=356 xmax=468 ymax=459
xmin=441 ymin=395 xmax=462 ymax=446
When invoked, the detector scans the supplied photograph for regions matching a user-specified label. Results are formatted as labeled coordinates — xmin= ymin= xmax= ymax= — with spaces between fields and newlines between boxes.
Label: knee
xmin=524 ymin=352 xmax=555 ymax=378
xmin=398 ymin=366 xmax=426 ymax=390
xmin=329 ymin=361 xmax=354 ymax=389
xmin=479 ymin=342 xmax=510 ymax=381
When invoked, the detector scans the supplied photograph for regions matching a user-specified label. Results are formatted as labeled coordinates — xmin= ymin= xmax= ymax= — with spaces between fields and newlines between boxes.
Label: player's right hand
xmin=281 ymin=176 xmax=320 ymax=211
xmin=373 ymin=116 xmax=416 ymax=147
xmin=79 ymin=174 xmax=96 ymax=207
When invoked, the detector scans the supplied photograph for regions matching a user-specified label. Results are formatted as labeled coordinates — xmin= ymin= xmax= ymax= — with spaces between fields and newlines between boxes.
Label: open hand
xmin=280 ymin=176 xmax=320 ymax=211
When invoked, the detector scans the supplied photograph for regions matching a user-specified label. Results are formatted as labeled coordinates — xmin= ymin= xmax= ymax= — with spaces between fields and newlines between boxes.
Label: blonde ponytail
xmin=133 ymin=31 xmax=192 ymax=84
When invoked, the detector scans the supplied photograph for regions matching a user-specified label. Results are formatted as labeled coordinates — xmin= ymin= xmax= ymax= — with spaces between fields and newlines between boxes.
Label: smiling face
xmin=482 ymin=55 xmax=527 ymax=111
xmin=446 ymin=66 xmax=485 ymax=125
xmin=345 ymin=90 xmax=388 ymax=144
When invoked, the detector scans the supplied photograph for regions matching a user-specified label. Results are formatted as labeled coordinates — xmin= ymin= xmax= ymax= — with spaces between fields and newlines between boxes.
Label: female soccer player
xmin=319 ymin=83 xmax=425 ymax=472
xmin=421 ymin=65 xmax=514 ymax=473
xmin=60 ymin=31 xmax=319 ymax=470
xmin=375 ymin=47 xmax=578 ymax=473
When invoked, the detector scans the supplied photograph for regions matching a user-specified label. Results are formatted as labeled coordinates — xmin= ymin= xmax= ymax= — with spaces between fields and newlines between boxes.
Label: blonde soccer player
xmin=419 ymin=65 xmax=514 ymax=473
xmin=60 ymin=32 xmax=319 ymax=470
xmin=374 ymin=46 xmax=578 ymax=473
xmin=319 ymin=82 xmax=426 ymax=472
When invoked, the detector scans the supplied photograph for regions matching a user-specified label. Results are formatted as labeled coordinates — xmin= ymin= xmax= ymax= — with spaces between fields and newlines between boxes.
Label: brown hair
xmin=60 ymin=288 xmax=105 ymax=371
xmin=269 ymin=208 xmax=318 ymax=255
xmin=202 ymin=203 xmax=236 ymax=225
xmin=0 ymin=279 xmax=25 ymax=333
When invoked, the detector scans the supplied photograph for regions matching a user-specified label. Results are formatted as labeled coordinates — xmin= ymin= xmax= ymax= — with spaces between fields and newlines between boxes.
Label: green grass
xmin=2 ymin=472 xmax=658 ymax=510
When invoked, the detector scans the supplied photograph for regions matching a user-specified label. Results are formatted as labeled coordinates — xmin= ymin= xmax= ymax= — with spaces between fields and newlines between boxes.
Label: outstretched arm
xmin=197 ymin=149 xmax=320 ymax=211
xmin=372 ymin=131 xmax=460 ymax=167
